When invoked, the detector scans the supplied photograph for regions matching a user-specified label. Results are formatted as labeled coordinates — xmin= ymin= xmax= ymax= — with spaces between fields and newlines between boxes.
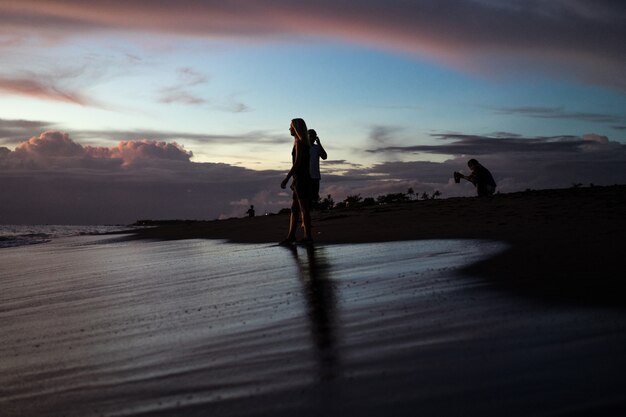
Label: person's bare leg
xmin=283 ymin=198 xmax=300 ymax=243
xmin=298 ymin=198 xmax=312 ymax=241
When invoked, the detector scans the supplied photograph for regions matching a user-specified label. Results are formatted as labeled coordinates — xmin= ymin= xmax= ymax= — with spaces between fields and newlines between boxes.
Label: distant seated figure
xmin=246 ymin=205 xmax=255 ymax=217
xmin=454 ymin=159 xmax=496 ymax=197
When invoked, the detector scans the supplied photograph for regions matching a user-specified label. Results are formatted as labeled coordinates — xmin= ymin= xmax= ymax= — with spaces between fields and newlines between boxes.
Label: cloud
xmin=351 ymin=130 xmax=626 ymax=199
xmin=87 ymin=139 xmax=193 ymax=166
xmin=367 ymin=133 xmax=594 ymax=155
xmin=323 ymin=159 xmax=362 ymax=167
xmin=0 ymin=76 xmax=90 ymax=105
xmin=0 ymin=52 xmax=140 ymax=107
xmin=15 ymin=131 xmax=85 ymax=158
xmin=0 ymin=118 xmax=284 ymax=148
xmin=0 ymin=47 xmax=149 ymax=107
xmin=157 ymin=67 xmax=208 ymax=105
xmin=0 ymin=118 xmax=55 ymax=144
xmin=1 ymin=1 xmax=624 ymax=91
xmin=2 ymin=128 xmax=625 ymax=224
xmin=214 ymin=94 xmax=251 ymax=113
xmin=0 ymin=130 xmax=283 ymax=223
xmin=155 ymin=67 xmax=251 ymax=112
xmin=582 ymin=133 xmax=609 ymax=144
xmin=72 ymin=128 xmax=283 ymax=146
xmin=494 ymin=106 xmax=625 ymax=124
xmin=369 ymin=125 xmax=403 ymax=145
xmin=158 ymin=91 xmax=206 ymax=105
xmin=4 ymin=131 xmax=193 ymax=169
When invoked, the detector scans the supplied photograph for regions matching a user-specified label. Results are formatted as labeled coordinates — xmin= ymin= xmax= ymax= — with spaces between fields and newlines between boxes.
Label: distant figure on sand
xmin=246 ymin=205 xmax=255 ymax=217
xmin=454 ymin=159 xmax=496 ymax=196
xmin=280 ymin=118 xmax=313 ymax=244
xmin=308 ymin=129 xmax=328 ymax=207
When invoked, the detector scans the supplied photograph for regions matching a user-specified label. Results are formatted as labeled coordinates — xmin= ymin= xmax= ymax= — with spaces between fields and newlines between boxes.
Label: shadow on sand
xmin=463 ymin=237 xmax=626 ymax=308
xmin=285 ymin=244 xmax=340 ymax=382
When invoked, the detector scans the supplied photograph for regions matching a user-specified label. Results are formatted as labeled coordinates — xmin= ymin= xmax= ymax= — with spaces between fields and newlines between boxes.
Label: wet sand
xmin=2 ymin=185 xmax=626 ymax=416
xmin=131 ymin=185 xmax=626 ymax=306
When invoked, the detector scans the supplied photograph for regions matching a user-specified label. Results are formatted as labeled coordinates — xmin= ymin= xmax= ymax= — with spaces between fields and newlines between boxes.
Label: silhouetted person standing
xmin=454 ymin=159 xmax=496 ymax=196
xmin=280 ymin=118 xmax=313 ymax=244
xmin=246 ymin=205 xmax=255 ymax=217
xmin=308 ymin=129 xmax=327 ymax=207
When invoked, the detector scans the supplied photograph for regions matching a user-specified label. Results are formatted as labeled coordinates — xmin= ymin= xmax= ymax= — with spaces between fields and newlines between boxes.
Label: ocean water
xmin=0 ymin=224 xmax=132 ymax=248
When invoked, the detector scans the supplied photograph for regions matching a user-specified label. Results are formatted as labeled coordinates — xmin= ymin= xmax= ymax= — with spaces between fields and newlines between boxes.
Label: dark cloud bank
xmin=0 ymin=131 xmax=282 ymax=224
xmin=1 ymin=127 xmax=625 ymax=224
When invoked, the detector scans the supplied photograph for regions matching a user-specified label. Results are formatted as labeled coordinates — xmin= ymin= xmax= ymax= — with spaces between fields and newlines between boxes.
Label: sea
xmin=0 ymin=224 xmax=133 ymax=249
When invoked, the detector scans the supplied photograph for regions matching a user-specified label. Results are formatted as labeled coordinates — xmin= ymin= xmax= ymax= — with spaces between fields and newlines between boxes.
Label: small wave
xmin=0 ymin=235 xmax=51 ymax=248
xmin=22 ymin=232 xmax=52 ymax=238
xmin=0 ymin=225 xmax=133 ymax=249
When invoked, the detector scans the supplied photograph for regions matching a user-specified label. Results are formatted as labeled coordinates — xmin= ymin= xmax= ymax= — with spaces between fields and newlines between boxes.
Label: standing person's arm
xmin=317 ymin=138 xmax=328 ymax=160
xmin=281 ymin=141 xmax=301 ymax=189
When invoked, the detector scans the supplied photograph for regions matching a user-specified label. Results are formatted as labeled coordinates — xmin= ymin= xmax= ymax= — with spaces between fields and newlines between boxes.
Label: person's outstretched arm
xmin=455 ymin=171 xmax=475 ymax=184
xmin=464 ymin=172 xmax=477 ymax=185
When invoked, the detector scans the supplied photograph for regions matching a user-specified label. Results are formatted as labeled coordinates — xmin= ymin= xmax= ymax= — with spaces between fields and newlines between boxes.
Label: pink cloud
xmin=582 ymin=134 xmax=609 ymax=144
xmin=0 ymin=77 xmax=89 ymax=105
xmin=13 ymin=131 xmax=84 ymax=165
xmin=1 ymin=1 xmax=624 ymax=91
xmin=95 ymin=140 xmax=193 ymax=166
xmin=6 ymin=131 xmax=192 ymax=168
xmin=0 ymin=130 xmax=277 ymax=224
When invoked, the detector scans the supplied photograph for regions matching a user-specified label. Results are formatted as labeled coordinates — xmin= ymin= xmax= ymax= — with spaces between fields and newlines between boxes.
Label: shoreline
xmin=124 ymin=185 xmax=626 ymax=243
xmin=123 ymin=185 xmax=626 ymax=306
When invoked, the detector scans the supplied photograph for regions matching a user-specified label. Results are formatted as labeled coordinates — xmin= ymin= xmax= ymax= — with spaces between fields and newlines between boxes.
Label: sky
xmin=1 ymin=0 xmax=625 ymax=224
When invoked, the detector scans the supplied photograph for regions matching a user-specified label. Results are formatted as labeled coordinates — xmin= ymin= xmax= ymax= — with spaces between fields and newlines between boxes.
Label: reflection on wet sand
xmin=287 ymin=244 xmax=339 ymax=382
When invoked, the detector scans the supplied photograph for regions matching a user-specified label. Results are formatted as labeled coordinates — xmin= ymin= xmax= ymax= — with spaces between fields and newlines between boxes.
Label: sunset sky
xmin=1 ymin=0 xmax=625 ymax=224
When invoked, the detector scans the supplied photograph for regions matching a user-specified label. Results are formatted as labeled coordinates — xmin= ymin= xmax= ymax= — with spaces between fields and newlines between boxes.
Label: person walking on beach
xmin=280 ymin=118 xmax=313 ymax=244
xmin=454 ymin=159 xmax=496 ymax=196
xmin=308 ymin=129 xmax=328 ymax=207
xmin=246 ymin=205 xmax=255 ymax=217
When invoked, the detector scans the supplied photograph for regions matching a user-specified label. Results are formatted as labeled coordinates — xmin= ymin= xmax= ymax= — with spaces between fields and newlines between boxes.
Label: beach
xmin=2 ymin=185 xmax=626 ymax=416
xmin=130 ymin=185 xmax=626 ymax=306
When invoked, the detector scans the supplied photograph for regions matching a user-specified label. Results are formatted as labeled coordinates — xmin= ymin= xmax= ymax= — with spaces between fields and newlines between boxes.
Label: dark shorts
xmin=311 ymin=179 xmax=320 ymax=202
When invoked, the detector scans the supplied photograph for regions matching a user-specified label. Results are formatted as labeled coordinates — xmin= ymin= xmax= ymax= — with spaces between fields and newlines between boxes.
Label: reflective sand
xmin=1 ymin=237 xmax=625 ymax=416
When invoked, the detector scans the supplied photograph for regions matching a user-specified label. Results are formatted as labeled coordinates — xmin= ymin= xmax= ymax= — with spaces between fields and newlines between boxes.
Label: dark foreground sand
xmin=131 ymin=185 xmax=626 ymax=306
xmin=2 ymin=185 xmax=626 ymax=417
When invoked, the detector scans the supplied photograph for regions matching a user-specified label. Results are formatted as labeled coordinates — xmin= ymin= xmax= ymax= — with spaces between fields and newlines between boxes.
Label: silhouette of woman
xmin=280 ymin=118 xmax=313 ymax=244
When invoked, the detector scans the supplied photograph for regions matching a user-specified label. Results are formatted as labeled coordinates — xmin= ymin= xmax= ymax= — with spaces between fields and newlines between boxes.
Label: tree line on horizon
xmin=313 ymin=187 xmax=442 ymax=211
